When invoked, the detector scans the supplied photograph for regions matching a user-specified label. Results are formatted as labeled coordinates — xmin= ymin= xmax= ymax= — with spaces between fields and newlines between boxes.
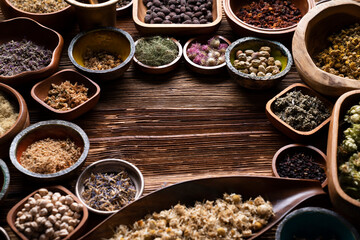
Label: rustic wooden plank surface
xmin=0 ymin=7 xmax=334 ymax=240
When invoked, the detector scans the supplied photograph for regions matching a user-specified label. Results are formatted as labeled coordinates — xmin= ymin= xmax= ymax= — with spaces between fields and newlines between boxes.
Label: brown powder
xmin=0 ymin=91 xmax=18 ymax=136
xmin=20 ymin=138 xmax=82 ymax=174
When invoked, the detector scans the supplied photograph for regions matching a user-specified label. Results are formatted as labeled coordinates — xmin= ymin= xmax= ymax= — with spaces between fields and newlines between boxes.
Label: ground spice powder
xmin=20 ymin=138 xmax=82 ymax=174
xmin=0 ymin=91 xmax=18 ymax=136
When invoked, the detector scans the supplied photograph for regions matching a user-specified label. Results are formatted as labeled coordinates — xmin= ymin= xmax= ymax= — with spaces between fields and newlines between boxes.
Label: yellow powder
xmin=0 ymin=91 xmax=18 ymax=136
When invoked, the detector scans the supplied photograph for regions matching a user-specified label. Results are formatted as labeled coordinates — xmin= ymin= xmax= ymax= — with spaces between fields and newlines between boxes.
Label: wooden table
xmin=0 ymin=8 xmax=335 ymax=239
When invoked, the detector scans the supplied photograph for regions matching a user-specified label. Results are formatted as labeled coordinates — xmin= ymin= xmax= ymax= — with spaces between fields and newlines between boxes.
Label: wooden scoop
xmin=79 ymin=176 xmax=326 ymax=240
xmin=89 ymin=0 xmax=99 ymax=4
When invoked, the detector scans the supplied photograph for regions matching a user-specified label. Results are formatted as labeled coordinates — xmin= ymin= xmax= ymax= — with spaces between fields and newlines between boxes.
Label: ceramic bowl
xmin=116 ymin=0 xmax=132 ymax=16
xmin=31 ymin=69 xmax=101 ymax=120
xmin=0 ymin=227 xmax=10 ymax=240
xmin=75 ymin=158 xmax=144 ymax=215
xmin=266 ymin=83 xmax=333 ymax=142
xmin=223 ymin=0 xmax=315 ymax=40
xmin=293 ymin=0 xmax=360 ymax=97
xmin=132 ymin=0 xmax=222 ymax=35
xmin=0 ymin=159 xmax=10 ymax=203
xmin=0 ymin=83 xmax=30 ymax=158
xmin=64 ymin=0 xmax=118 ymax=31
xmin=133 ymin=37 xmax=182 ymax=74
xmin=272 ymin=144 xmax=327 ymax=188
xmin=0 ymin=17 xmax=63 ymax=86
xmin=225 ymin=37 xmax=293 ymax=90
xmin=276 ymin=207 xmax=359 ymax=240
xmin=9 ymin=120 xmax=89 ymax=181
xmin=68 ymin=27 xmax=135 ymax=81
xmin=183 ymin=35 xmax=231 ymax=75
xmin=0 ymin=0 xmax=74 ymax=31
xmin=327 ymin=89 xmax=360 ymax=223
xmin=7 ymin=185 xmax=89 ymax=240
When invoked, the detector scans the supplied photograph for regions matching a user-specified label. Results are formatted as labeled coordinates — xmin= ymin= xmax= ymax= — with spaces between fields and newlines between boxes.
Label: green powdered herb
xmin=135 ymin=36 xmax=178 ymax=67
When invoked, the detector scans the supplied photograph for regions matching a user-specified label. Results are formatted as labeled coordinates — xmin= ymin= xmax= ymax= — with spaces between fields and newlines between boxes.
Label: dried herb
xmin=273 ymin=90 xmax=330 ymax=131
xmin=83 ymin=49 xmax=122 ymax=71
xmin=187 ymin=37 xmax=228 ymax=66
xmin=236 ymin=0 xmax=302 ymax=29
xmin=0 ymin=39 xmax=52 ymax=77
xmin=81 ymin=172 xmax=136 ymax=211
xmin=8 ymin=0 xmax=68 ymax=13
xmin=277 ymin=152 xmax=326 ymax=183
xmin=135 ymin=36 xmax=178 ymax=66
xmin=44 ymin=81 xmax=89 ymax=111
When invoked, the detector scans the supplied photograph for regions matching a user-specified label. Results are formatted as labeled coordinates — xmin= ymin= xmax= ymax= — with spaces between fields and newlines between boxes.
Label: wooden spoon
xmin=89 ymin=0 xmax=99 ymax=4
xmin=79 ymin=176 xmax=326 ymax=239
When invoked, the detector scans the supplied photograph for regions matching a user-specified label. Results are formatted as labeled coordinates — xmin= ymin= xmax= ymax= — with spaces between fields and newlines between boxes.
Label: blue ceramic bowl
xmin=276 ymin=207 xmax=359 ymax=240
xmin=0 ymin=159 xmax=10 ymax=202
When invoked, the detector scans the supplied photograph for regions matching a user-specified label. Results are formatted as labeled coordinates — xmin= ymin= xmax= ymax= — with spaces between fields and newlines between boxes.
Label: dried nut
xmin=249 ymin=67 xmax=258 ymax=74
xmin=58 ymin=206 xmax=67 ymax=215
xmin=73 ymin=212 xmax=82 ymax=219
xmin=34 ymin=193 xmax=41 ymax=200
xmin=58 ymin=196 xmax=66 ymax=204
xmin=267 ymin=57 xmax=275 ymax=66
xmin=30 ymin=207 xmax=39 ymax=216
xmin=251 ymin=59 xmax=261 ymax=68
xmin=259 ymin=57 xmax=267 ymax=63
xmin=272 ymin=69 xmax=280 ymax=75
xmin=46 ymin=203 xmax=54 ymax=212
xmin=38 ymin=188 xmax=48 ymax=196
xmin=24 ymin=203 xmax=31 ymax=211
xmin=265 ymin=73 xmax=272 ymax=77
xmin=24 ymin=227 xmax=32 ymax=236
xmin=36 ymin=217 xmax=46 ymax=225
xmin=67 ymin=226 xmax=74 ymax=233
xmin=39 ymin=234 xmax=48 ymax=240
xmin=61 ymin=216 xmax=71 ymax=223
xmin=44 ymin=220 xmax=53 ymax=229
xmin=245 ymin=49 xmax=254 ymax=56
xmin=275 ymin=60 xmax=282 ymax=68
xmin=45 ymin=228 xmax=55 ymax=237
xmin=60 ymin=222 xmax=69 ymax=230
xmin=39 ymin=199 xmax=48 ymax=209
xmin=39 ymin=208 xmax=48 ymax=216
xmin=241 ymin=69 xmax=249 ymax=74
xmin=64 ymin=195 xmax=74 ymax=205
xmin=48 ymin=215 xmax=57 ymax=224
xmin=58 ymin=229 xmax=69 ymax=238
xmin=68 ymin=219 xmax=78 ymax=227
xmin=257 ymin=72 xmax=266 ymax=77
xmin=259 ymin=51 xmax=270 ymax=58
xmin=258 ymin=65 xmax=266 ymax=73
xmin=235 ymin=50 xmax=243 ymax=58
xmin=260 ymin=46 xmax=271 ymax=53
xmin=51 ymin=208 xmax=59 ymax=215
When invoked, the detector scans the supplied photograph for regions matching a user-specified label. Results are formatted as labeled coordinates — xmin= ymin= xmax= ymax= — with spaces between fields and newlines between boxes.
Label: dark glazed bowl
xmin=276 ymin=207 xmax=359 ymax=240
xmin=272 ymin=144 xmax=328 ymax=188
xmin=0 ymin=159 xmax=10 ymax=203
xmin=0 ymin=17 xmax=63 ymax=86
xmin=31 ymin=69 xmax=101 ymax=120
xmin=75 ymin=158 xmax=144 ymax=215
xmin=68 ymin=27 xmax=135 ymax=81
xmin=0 ymin=0 xmax=74 ymax=31
xmin=223 ymin=0 xmax=315 ymax=40
xmin=183 ymin=35 xmax=231 ymax=75
xmin=7 ymin=185 xmax=89 ymax=240
xmin=265 ymin=83 xmax=333 ymax=141
xmin=225 ymin=37 xmax=293 ymax=89
xmin=293 ymin=0 xmax=360 ymax=97
xmin=0 ymin=83 xmax=30 ymax=158
xmin=133 ymin=37 xmax=182 ymax=74
xmin=9 ymin=120 xmax=89 ymax=181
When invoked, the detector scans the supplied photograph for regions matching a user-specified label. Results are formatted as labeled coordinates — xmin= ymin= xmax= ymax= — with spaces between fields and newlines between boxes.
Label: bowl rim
xmin=0 ymin=17 xmax=63 ymax=81
xmin=223 ymin=0 xmax=316 ymax=34
xmin=183 ymin=35 xmax=231 ymax=71
xmin=6 ymin=185 xmax=89 ymax=240
xmin=275 ymin=207 xmax=360 ymax=239
xmin=68 ymin=27 xmax=135 ymax=74
xmin=9 ymin=120 xmax=90 ymax=179
xmin=4 ymin=0 xmax=72 ymax=15
xmin=272 ymin=144 xmax=328 ymax=188
xmin=225 ymin=37 xmax=293 ymax=81
xmin=133 ymin=37 xmax=182 ymax=70
xmin=132 ymin=0 xmax=222 ymax=28
xmin=30 ymin=69 xmax=101 ymax=114
xmin=75 ymin=158 xmax=145 ymax=215
xmin=0 ymin=159 xmax=10 ymax=201
xmin=116 ymin=0 xmax=132 ymax=11
xmin=266 ymin=83 xmax=333 ymax=136
xmin=0 ymin=82 xmax=28 ymax=138
xmin=65 ymin=0 xmax=118 ymax=8
xmin=328 ymin=89 xmax=360 ymax=207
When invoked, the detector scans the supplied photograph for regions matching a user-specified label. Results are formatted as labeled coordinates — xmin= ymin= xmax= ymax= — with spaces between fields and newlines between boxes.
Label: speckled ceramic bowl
xmin=9 ymin=120 xmax=89 ymax=181
xmin=0 ymin=159 xmax=10 ymax=203
xmin=75 ymin=158 xmax=144 ymax=215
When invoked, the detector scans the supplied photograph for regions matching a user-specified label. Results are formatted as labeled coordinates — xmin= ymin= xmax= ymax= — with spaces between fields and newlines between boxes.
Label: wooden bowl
xmin=275 ymin=207 xmax=359 ymax=240
xmin=75 ymin=158 xmax=144 ymax=215
xmin=9 ymin=120 xmax=89 ymax=181
xmin=266 ymin=83 xmax=333 ymax=142
xmin=0 ymin=159 xmax=10 ymax=203
xmin=133 ymin=37 xmax=182 ymax=74
xmin=0 ymin=17 xmax=63 ymax=87
xmin=223 ymin=0 xmax=315 ymax=40
xmin=0 ymin=0 xmax=74 ymax=31
xmin=68 ymin=27 xmax=135 ymax=81
xmin=132 ymin=0 xmax=222 ymax=35
xmin=225 ymin=37 xmax=293 ymax=90
xmin=79 ymin=176 xmax=325 ymax=240
xmin=31 ymin=69 xmax=101 ymax=120
xmin=183 ymin=35 xmax=231 ymax=75
xmin=7 ymin=185 xmax=89 ymax=240
xmin=272 ymin=144 xmax=328 ymax=188
xmin=0 ymin=83 xmax=30 ymax=158
xmin=293 ymin=0 xmax=360 ymax=97
xmin=327 ymin=89 xmax=360 ymax=223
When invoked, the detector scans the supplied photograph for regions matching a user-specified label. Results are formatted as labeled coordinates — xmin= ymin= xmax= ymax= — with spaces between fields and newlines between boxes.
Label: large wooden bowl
xmin=293 ymin=0 xmax=360 ymax=97
xmin=327 ymin=90 xmax=360 ymax=223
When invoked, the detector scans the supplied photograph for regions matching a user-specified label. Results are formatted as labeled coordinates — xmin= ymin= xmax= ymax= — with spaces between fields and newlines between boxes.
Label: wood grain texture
xmin=0 ymin=7 xmax=336 ymax=240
